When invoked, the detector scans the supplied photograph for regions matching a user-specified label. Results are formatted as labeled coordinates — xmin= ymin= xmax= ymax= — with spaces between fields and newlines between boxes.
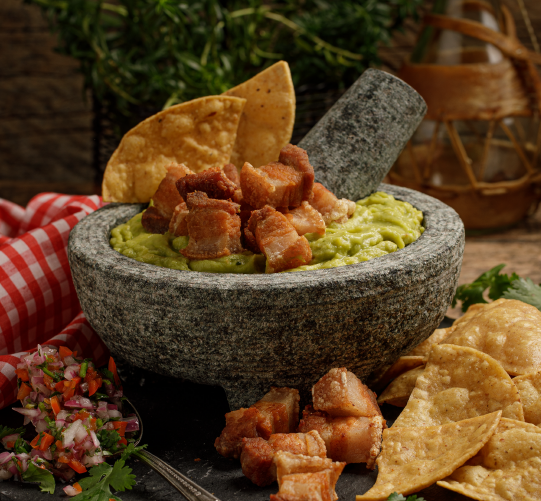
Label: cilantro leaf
xmin=73 ymin=456 xmax=137 ymax=501
xmin=386 ymin=493 xmax=426 ymax=501
xmin=0 ymin=424 xmax=25 ymax=441
xmin=452 ymin=264 xmax=518 ymax=312
xmin=503 ymin=277 xmax=541 ymax=310
xmin=22 ymin=462 xmax=56 ymax=494
xmin=13 ymin=436 xmax=32 ymax=454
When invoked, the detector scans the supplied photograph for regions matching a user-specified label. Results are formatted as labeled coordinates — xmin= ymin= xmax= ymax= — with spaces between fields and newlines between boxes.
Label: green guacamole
xmin=110 ymin=192 xmax=424 ymax=274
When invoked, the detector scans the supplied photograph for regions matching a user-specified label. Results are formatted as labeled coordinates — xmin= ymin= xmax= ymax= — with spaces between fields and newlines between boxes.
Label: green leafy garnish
xmin=502 ymin=277 xmax=541 ymax=309
xmin=386 ymin=493 xmax=426 ymax=501
xmin=452 ymin=264 xmax=519 ymax=311
xmin=452 ymin=264 xmax=541 ymax=312
xmin=13 ymin=436 xmax=32 ymax=454
xmin=22 ymin=462 xmax=56 ymax=494
xmin=72 ymin=444 xmax=147 ymax=501
xmin=0 ymin=424 xmax=25 ymax=441
xmin=96 ymin=429 xmax=124 ymax=454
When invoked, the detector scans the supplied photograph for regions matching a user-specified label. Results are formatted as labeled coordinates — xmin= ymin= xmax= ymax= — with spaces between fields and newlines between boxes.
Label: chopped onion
xmin=82 ymin=453 xmax=104 ymax=466
xmin=0 ymin=452 xmax=13 ymax=465
xmin=90 ymin=430 xmax=100 ymax=448
xmin=1 ymin=433 xmax=21 ymax=448
xmin=121 ymin=415 xmax=140 ymax=432
xmin=13 ymin=407 xmax=41 ymax=418
xmin=64 ymin=395 xmax=94 ymax=410
xmin=80 ymin=382 xmax=89 ymax=393
xmin=57 ymin=410 xmax=71 ymax=421
xmin=35 ymin=419 xmax=49 ymax=433
xmin=0 ymin=469 xmax=13 ymax=480
xmin=63 ymin=485 xmax=80 ymax=497
xmin=64 ymin=364 xmax=81 ymax=381
xmin=62 ymin=420 xmax=86 ymax=448
xmin=107 ymin=404 xmax=118 ymax=411
xmin=108 ymin=409 xmax=122 ymax=419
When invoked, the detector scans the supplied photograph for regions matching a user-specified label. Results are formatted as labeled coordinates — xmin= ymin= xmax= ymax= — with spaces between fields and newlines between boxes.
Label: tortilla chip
xmin=513 ymin=372 xmax=541 ymax=426
xmin=377 ymin=366 xmax=425 ymax=407
xmin=444 ymin=298 xmax=541 ymax=376
xmin=405 ymin=327 xmax=455 ymax=357
xmin=438 ymin=418 xmax=541 ymax=500
xmin=371 ymin=356 xmax=425 ymax=392
xmin=356 ymin=412 xmax=502 ymax=501
xmin=392 ymin=344 xmax=524 ymax=428
xmin=223 ymin=61 xmax=295 ymax=169
xmin=102 ymin=96 xmax=246 ymax=202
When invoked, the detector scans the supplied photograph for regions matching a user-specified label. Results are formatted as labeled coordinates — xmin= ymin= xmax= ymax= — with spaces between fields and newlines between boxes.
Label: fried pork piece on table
xmin=176 ymin=166 xmax=241 ymax=202
xmin=311 ymin=183 xmax=356 ymax=225
xmin=298 ymin=406 xmax=384 ymax=468
xmin=215 ymin=387 xmax=300 ymax=458
xmin=274 ymin=452 xmax=345 ymax=501
xmin=285 ymin=202 xmax=326 ymax=237
xmin=245 ymin=206 xmax=312 ymax=273
xmin=240 ymin=144 xmax=315 ymax=209
xmin=312 ymin=368 xmax=381 ymax=418
xmin=180 ymin=191 xmax=242 ymax=260
xmin=241 ymin=430 xmax=326 ymax=486
xmin=141 ymin=163 xmax=193 ymax=233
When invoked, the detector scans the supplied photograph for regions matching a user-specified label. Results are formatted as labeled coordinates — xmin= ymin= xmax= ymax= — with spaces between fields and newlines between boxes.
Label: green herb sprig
xmin=452 ymin=264 xmax=541 ymax=312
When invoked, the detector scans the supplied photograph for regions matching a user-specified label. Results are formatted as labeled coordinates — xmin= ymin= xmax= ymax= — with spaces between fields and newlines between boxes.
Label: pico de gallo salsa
xmin=0 ymin=345 xmax=139 ymax=496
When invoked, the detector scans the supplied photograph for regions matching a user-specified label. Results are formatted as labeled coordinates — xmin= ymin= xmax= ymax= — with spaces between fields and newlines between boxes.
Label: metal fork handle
xmin=135 ymin=450 xmax=222 ymax=501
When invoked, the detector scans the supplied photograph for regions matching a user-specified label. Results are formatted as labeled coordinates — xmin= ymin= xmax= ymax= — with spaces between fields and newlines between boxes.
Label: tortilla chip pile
xmin=361 ymin=298 xmax=541 ymax=500
xmin=102 ymin=61 xmax=295 ymax=204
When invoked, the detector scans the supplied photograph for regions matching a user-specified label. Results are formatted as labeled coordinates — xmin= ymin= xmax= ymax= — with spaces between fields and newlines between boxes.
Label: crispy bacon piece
xmin=176 ymin=167 xmax=239 ymax=202
xmin=311 ymin=183 xmax=356 ymax=225
xmin=298 ymin=406 xmax=385 ymax=468
xmin=285 ymin=202 xmax=326 ymax=237
xmin=223 ymin=163 xmax=241 ymax=187
xmin=274 ymin=451 xmax=345 ymax=501
xmin=255 ymin=386 xmax=300 ymax=433
xmin=245 ymin=206 xmax=312 ymax=273
xmin=168 ymin=201 xmax=189 ymax=237
xmin=241 ymin=431 xmax=326 ymax=486
xmin=141 ymin=163 xmax=192 ymax=234
xmin=278 ymin=144 xmax=315 ymax=203
xmin=215 ymin=387 xmax=300 ymax=459
xmin=270 ymin=471 xmax=334 ymax=501
xmin=312 ymin=368 xmax=382 ymax=418
xmin=141 ymin=206 xmax=170 ymax=234
xmin=240 ymin=162 xmax=304 ymax=209
xmin=180 ymin=192 xmax=242 ymax=260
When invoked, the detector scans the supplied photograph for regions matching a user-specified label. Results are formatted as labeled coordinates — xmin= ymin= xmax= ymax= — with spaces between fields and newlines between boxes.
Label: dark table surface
xmin=0 ymin=321 xmax=469 ymax=501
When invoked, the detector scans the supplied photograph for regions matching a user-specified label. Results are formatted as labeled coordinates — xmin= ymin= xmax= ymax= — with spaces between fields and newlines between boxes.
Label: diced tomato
xmin=73 ymin=482 xmax=83 ymax=493
xmin=69 ymin=377 xmax=81 ymax=388
xmin=85 ymin=366 xmax=98 ymax=383
xmin=88 ymin=378 xmax=102 ymax=396
xmin=118 ymin=437 xmax=127 ymax=446
xmin=50 ymin=395 xmax=62 ymax=416
xmin=63 ymin=387 xmax=75 ymax=400
xmin=6 ymin=441 xmax=15 ymax=449
xmin=55 ymin=381 xmax=64 ymax=392
xmin=108 ymin=357 xmax=122 ymax=387
xmin=68 ymin=459 xmax=87 ymax=474
xmin=39 ymin=433 xmax=54 ymax=451
xmin=55 ymin=440 xmax=63 ymax=450
xmin=43 ymin=374 xmax=56 ymax=391
xmin=30 ymin=434 xmax=40 ymax=449
xmin=73 ymin=410 xmax=90 ymax=422
xmin=89 ymin=418 xmax=97 ymax=431
xmin=17 ymin=382 xmax=31 ymax=401
xmin=112 ymin=421 xmax=128 ymax=437
xmin=59 ymin=346 xmax=73 ymax=360
xmin=57 ymin=454 xmax=70 ymax=464
xmin=15 ymin=368 xmax=29 ymax=381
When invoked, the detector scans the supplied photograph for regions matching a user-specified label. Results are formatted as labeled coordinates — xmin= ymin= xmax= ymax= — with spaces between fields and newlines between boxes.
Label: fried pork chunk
xmin=278 ymin=144 xmax=315 ymax=203
xmin=245 ymin=206 xmax=312 ymax=273
xmin=223 ymin=163 xmax=241 ymax=187
xmin=176 ymin=167 xmax=239 ymax=202
xmin=241 ymin=431 xmax=327 ymax=486
xmin=270 ymin=471 xmax=337 ymax=501
xmin=274 ymin=452 xmax=345 ymax=501
xmin=311 ymin=183 xmax=356 ymax=225
xmin=285 ymin=202 xmax=326 ymax=237
xmin=141 ymin=163 xmax=193 ymax=233
xmin=180 ymin=192 xmax=242 ymax=260
xmin=298 ymin=406 xmax=385 ymax=468
xmin=312 ymin=368 xmax=381 ymax=418
xmin=168 ymin=201 xmax=189 ymax=237
xmin=215 ymin=387 xmax=300 ymax=458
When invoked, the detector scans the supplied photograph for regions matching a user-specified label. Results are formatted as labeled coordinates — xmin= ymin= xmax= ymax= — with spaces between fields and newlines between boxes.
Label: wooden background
xmin=1 ymin=0 xmax=540 ymax=305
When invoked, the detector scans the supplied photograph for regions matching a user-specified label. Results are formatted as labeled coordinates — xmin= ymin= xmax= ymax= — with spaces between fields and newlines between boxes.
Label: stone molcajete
xmin=69 ymin=69 xmax=464 ymax=409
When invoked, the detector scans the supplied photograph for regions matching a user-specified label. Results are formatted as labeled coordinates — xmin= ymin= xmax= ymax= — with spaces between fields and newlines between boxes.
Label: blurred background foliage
xmin=25 ymin=0 xmax=423 ymax=135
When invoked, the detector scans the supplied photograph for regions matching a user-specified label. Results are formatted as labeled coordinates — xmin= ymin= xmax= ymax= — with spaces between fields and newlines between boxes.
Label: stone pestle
xmin=298 ymin=68 xmax=427 ymax=201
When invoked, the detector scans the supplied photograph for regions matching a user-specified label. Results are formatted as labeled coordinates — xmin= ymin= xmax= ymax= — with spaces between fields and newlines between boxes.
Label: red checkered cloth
xmin=0 ymin=193 xmax=110 ymax=409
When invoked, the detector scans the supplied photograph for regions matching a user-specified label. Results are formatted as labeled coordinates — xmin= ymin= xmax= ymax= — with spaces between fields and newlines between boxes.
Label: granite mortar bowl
xmin=68 ymin=184 xmax=464 ymax=409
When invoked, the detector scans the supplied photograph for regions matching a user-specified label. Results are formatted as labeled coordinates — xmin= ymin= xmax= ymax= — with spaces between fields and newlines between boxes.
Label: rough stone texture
xmin=298 ymin=69 xmax=427 ymax=200
xmin=69 ymin=184 xmax=464 ymax=410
